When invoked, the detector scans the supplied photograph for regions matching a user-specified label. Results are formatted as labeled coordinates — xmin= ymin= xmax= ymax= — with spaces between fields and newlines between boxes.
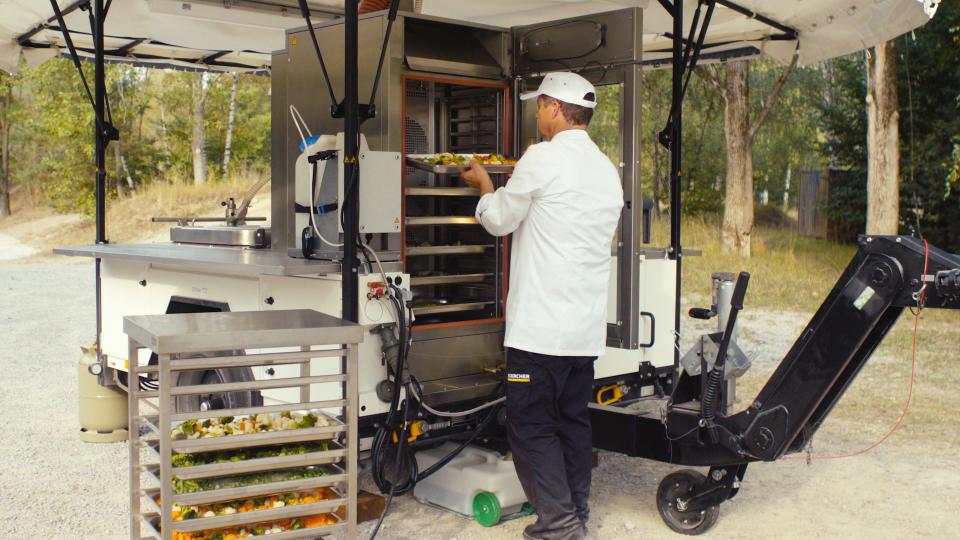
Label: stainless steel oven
xmin=272 ymin=7 xmax=673 ymax=406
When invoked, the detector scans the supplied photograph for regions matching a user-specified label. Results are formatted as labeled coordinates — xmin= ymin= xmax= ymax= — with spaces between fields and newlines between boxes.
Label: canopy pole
xmin=342 ymin=0 xmax=360 ymax=323
xmin=670 ymin=0 xmax=683 ymax=368
xmin=94 ymin=0 xmax=108 ymax=378
xmin=94 ymin=0 xmax=106 ymax=246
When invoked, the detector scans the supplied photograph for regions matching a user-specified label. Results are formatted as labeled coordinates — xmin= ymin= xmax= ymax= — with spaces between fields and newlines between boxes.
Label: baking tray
xmin=406 ymin=154 xmax=515 ymax=174
xmin=146 ymin=509 xmax=345 ymax=540
xmin=412 ymin=301 xmax=495 ymax=316
xmin=405 ymin=244 xmax=493 ymax=256
xmin=410 ymin=273 xmax=493 ymax=286
xmin=170 ymin=420 xmax=346 ymax=453
xmin=406 ymin=216 xmax=478 ymax=226
xmin=171 ymin=441 xmax=347 ymax=480
xmin=144 ymin=463 xmax=347 ymax=506
xmin=405 ymin=186 xmax=480 ymax=197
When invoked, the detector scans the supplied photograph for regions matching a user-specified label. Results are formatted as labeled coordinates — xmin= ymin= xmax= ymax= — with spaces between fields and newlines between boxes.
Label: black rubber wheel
xmin=174 ymin=365 xmax=262 ymax=413
xmin=656 ymin=470 xmax=720 ymax=535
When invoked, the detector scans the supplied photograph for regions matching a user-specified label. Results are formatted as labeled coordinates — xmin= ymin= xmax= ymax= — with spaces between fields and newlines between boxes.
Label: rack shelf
xmin=406 ymin=216 xmax=478 ymax=226
xmin=405 ymin=244 xmax=493 ymax=256
xmin=125 ymin=309 xmax=362 ymax=540
xmin=406 ymin=187 xmax=480 ymax=196
xmin=410 ymin=273 xmax=493 ymax=286
xmin=412 ymin=301 xmax=495 ymax=316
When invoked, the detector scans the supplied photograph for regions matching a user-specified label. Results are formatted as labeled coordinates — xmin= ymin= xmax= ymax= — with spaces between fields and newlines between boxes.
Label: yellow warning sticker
xmin=291 ymin=37 xmax=298 ymax=46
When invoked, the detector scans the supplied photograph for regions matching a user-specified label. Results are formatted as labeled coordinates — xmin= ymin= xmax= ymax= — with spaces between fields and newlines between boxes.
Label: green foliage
xmin=819 ymin=55 xmax=868 ymax=241
xmin=823 ymin=1 xmax=960 ymax=250
xmin=4 ymin=60 xmax=271 ymax=215
xmin=898 ymin=2 xmax=960 ymax=251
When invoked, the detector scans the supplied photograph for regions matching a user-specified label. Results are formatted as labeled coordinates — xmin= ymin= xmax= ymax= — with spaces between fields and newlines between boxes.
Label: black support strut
xmin=341 ymin=0 xmax=360 ymax=323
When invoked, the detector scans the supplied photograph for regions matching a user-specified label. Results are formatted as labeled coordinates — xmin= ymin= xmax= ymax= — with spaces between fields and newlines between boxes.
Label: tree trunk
xmin=721 ymin=60 xmax=753 ymax=257
xmin=652 ymin=129 xmax=662 ymax=218
xmin=783 ymin=164 xmax=792 ymax=212
xmin=0 ymin=84 xmax=11 ymax=217
xmin=865 ymin=40 xmax=900 ymax=235
xmin=192 ymin=72 xmax=207 ymax=187
xmin=114 ymin=138 xmax=124 ymax=198
xmin=223 ymin=73 xmax=239 ymax=177
xmin=121 ymin=156 xmax=134 ymax=193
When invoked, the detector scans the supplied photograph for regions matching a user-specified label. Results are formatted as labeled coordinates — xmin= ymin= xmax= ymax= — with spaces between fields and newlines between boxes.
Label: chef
xmin=461 ymin=71 xmax=624 ymax=540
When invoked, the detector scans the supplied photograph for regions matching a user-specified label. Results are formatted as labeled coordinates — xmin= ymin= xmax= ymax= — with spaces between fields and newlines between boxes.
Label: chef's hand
xmin=461 ymin=161 xmax=495 ymax=196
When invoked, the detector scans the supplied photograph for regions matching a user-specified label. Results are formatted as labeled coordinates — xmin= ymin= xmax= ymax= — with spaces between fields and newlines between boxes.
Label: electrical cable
xmin=360 ymin=241 xmax=389 ymax=286
xmin=290 ymin=105 xmax=312 ymax=149
xmin=787 ymin=240 xmax=930 ymax=461
xmin=369 ymin=397 xmax=411 ymax=540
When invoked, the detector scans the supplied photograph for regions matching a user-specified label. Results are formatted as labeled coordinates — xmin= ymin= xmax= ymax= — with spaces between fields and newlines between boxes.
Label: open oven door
xmin=510 ymin=7 xmax=675 ymax=373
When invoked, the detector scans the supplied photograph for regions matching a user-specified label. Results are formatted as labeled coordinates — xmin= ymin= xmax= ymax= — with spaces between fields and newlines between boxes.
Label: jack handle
xmin=702 ymin=271 xmax=750 ymax=443
xmin=714 ymin=272 xmax=749 ymax=372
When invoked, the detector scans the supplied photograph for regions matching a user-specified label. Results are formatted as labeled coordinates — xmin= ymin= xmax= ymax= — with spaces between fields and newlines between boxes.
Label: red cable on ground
xmin=786 ymin=239 xmax=929 ymax=461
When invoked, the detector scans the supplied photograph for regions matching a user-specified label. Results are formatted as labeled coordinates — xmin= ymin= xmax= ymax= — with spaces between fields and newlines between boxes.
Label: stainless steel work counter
xmin=124 ymin=309 xmax=364 ymax=354
xmin=53 ymin=243 xmax=393 ymax=277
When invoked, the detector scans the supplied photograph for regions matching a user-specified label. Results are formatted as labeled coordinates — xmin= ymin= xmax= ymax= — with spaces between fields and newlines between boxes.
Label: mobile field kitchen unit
xmin=3 ymin=0 xmax=958 ymax=535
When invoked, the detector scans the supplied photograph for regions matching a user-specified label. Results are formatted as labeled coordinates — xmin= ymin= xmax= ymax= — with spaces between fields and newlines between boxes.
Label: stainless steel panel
xmin=170 ymin=225 xmax=270 ymax=248
xmin=611 ymin=60 xmax=644 ymax=349
xmin=406 ymin=56 xmax=502 ymax=79
xmin=54 ymin=243 xmax=356 ymax=276
xmin=409 ymin=324 xmax=504 ymax=382
xmin=512 ymin=8 xmax=643 ymax=75
xmin=123 ymin=309 xmax=363 ymax=354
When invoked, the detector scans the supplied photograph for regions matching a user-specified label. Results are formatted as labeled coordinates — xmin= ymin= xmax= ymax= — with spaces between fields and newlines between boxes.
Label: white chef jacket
xmin=476 ymin=129 xmax=624 ymax=356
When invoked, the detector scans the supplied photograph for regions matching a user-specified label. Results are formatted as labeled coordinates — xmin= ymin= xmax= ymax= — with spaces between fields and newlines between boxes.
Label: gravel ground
xmin=2 ymin=259 xmax=958 ymax=540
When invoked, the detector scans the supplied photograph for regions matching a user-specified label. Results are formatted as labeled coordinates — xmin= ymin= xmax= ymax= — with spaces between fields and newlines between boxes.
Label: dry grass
xmin=3 ymin=171 xmax=269 ymax=257
xmin=650 ymin=214 xmax=856 ymax=311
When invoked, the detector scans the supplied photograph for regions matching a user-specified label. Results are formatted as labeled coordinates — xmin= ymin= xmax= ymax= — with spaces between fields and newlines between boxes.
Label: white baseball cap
xmin=520 ymin=72 xmax=597 ymax=109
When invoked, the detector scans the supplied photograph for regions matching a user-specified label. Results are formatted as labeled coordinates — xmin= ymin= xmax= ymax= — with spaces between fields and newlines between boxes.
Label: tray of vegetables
xmin=173 ymin=466 xmax=334 ymax=495
xmin=166 ymin=488 xmax=339 ymax=522
xmin=170 ymin=411 xmax=344 ymax=453
xmin=171 ymin=441 xmax=345 ymax=480
xmin=406 ymin=152 xmax=517 ymax=174
xmin=164 ymin=512 xmax=341 ymax=540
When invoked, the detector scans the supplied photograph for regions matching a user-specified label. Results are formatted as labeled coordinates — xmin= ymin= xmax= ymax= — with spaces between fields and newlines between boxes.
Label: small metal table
xmin=125 ymin=309 xmax=363 ymax=540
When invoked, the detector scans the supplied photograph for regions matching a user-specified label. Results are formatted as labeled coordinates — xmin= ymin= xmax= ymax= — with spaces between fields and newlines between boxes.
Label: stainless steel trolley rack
xmin=124 ymin=309 xmax=362 ymax=540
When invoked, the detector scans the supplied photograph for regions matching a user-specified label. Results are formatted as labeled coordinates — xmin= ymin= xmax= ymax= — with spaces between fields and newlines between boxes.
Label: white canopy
xmin=0 ymin=0 xmax=940 ymax=74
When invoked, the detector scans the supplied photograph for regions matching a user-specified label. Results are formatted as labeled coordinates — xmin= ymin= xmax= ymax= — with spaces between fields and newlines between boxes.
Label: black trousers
xmin=506 ymin=348 xmax=595 ymax=539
